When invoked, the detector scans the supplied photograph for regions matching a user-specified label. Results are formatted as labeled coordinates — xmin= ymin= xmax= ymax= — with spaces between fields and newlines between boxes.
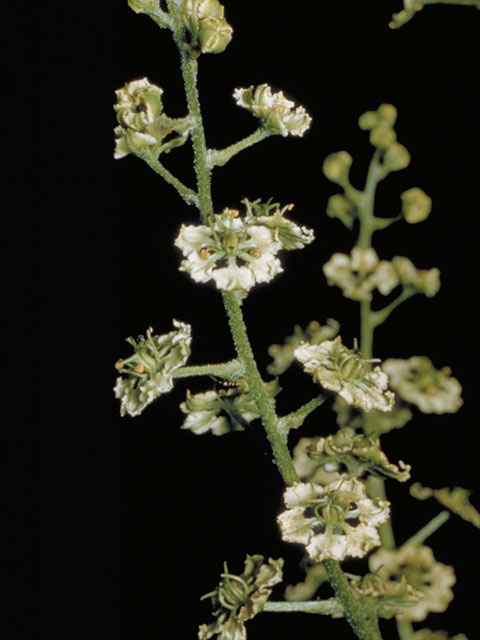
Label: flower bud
xmin=377 ymin=103 xmax=397 ymax=127
xmin=358 ymin=110 xmax=378 ymax=131
xmin=401 ymin=187 xmax=432 ymax=223
xmin=182 ymin=0 xmax=233 ymax=54
xmin=322 ymin=151 xmax=353 ymax=184
xmin=384 ymin=143 xmax=410 ymax=171
xmin=198 ymin=16 xmax=233 ymax=53
xmin=370 ymin=125 xmax=396 ymax=150
xmin=326 ymin=194 xmax=355 ymax=229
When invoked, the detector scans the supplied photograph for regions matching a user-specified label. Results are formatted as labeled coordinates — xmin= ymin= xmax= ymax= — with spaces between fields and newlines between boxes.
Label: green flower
xmin=199 ymin=555 xmax=283 ymax=640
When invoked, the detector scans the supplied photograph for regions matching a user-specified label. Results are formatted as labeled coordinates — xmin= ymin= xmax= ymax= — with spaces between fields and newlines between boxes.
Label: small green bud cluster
xmin=182 ymin=0 xmax=233 ymax=54
xmin=359 ymin=103 xmax=410 ymax=171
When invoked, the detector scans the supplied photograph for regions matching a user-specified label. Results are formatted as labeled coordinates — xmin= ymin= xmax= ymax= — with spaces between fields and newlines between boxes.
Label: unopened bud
xmin=358 ymin=110 xmax=378 ymax=131
xmin=322 ymin=151 xmax=353 ymax=184
xmin=401 ymin=187 xmax=432 ymax=223
xmin=376 ymin=104 xmax=397 ymax=127
xmin=384 ymin=143 xmax=410 ymax=171
xmin=370 ymin=125 xmax=396 ymax=150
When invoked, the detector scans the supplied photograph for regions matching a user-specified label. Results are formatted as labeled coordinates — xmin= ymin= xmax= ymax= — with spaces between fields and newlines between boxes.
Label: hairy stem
xmin=324 ymin=560 xmax=382 ymax=640
xmin=222 ymin=291 xmax=299 ymax=485
xmin=263 ymin=598 xmax=343 ymax=616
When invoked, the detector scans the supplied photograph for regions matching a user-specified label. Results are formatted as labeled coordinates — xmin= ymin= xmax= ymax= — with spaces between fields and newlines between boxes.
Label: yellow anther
xmin=199 ymin=248 xmax=211 ymax=260
xmin=134 ymin=363 xmax=145 ymax=374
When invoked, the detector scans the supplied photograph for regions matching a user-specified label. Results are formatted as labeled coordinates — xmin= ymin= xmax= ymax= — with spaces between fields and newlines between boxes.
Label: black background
xmin=14 ymin=1 xmax=478 ymax=638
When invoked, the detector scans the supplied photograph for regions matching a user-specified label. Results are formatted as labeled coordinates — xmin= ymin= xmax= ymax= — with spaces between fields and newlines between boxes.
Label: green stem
xmin=324 ymin=560 xmax=382 ymax=640
xmin=172 ymin=359 xmax=244 ymax=379
xmin=366 ymin=476 xmax=396 ymax=550
xmin=222 ymin=291 xmax=299 ymax=486
xmin=371 ymin=287 xmax=416 ymax=327
xmin=360 ymin=300 xmax=374 ymax=359
xmin=263 ymin=598 xmax=343 ymax=616
xmin=278 ymin=395 xmax=326 ymax=437
xmin=357 ymin=151 xmax=382 ymax=249
xmin=140 ymin=152 xmax=199 ymax=206
xmin=405 ymin=510 xmax=450 ymax=546
xmin=207 ymin=128 xmax=274 ymax=168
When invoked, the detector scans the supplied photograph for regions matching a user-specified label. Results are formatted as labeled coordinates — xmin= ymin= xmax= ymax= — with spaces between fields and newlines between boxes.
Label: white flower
xmin=295 ymin=336 xmax=394 ymax=412
xmin=277 ymin=478 xmax=390 ymax=562
xmin=234 ymin=84 xmax=312 ymax=137
xmin=175 ymin=203 xmax=313 ymax=292
xmin=323 ymin=248 xmax=399 ymax=301
xmin=369 ymin=544 xmax=456 ymax=622
xmin=382 ymin=356 xmax=463 ymax=414
xmin=114 ymin=321 xmax=191 ymax=417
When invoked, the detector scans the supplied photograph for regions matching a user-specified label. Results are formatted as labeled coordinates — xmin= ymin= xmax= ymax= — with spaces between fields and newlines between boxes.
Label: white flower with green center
xmin=295 ymin=336 xmax=394 ymax=412
xmin=114 ymin=321 xmax=191 ymax=417
xmin=369 ymin=544 xmax=456 ymax=622
xmin=323 ymin=247 xmax=399 ymax=301
xmin=233 ymin=84 xmax=312 ymax=137
xmin=175 ymin=209 xmax=285 ymax=291
xmin=199 ymin=555 xmax=283 ymax=640
xmin=382 ymin=356 xmax=463 ymax=414
xmin=277 ymin=478 xmax=390 ymax=562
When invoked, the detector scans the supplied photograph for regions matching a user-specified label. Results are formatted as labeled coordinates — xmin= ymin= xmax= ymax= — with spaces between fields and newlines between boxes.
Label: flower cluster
xmin=277 ymin=477 xmax=390 ymax=562
xmin=267 ymin=318 xmax=340 ymax=376
xmin=294 ymin=336 xmax=394 ymax=412
xmin=114 ymin=321 xmax=191 ymax=417
xmin=323 ymin=247 xmax=440 ymax=301
xmin=175 ymin=202 xmax=314 ymax=292
xmin=369 ymin=544 xmax=456 ymax=622
xmin=199 ymin=555 xmax=283 ymax=640
xmin=234 ymin=84 xmax=312 ymax=137
xmin=358 ymin=103 xmax=411 ymax=171
xmin=382 ymin=356 xmax=463 ymax=414
xmin=114 ymin=77 xmax=191 ymax=159
xmin=182 ymin=0 xmax=233 ymax=54
xmin=180 ymin=379 xmax=280 ymax=436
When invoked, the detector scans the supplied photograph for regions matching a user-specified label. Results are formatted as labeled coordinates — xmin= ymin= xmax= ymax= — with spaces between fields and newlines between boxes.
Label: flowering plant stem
xmin=357 ymin=149 xmax=415 ymax=640
xmin=165 ymin=3 xmax=387 ymax=637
